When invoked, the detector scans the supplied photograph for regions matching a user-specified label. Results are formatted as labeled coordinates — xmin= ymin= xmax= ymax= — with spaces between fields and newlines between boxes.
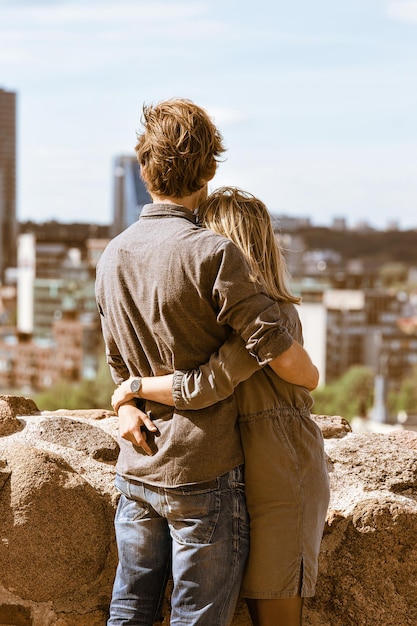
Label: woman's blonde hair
xmin=199 ymin=187 xmax=301 ymax=304
xmin=135 ymin=98 xmax=225 ymax=198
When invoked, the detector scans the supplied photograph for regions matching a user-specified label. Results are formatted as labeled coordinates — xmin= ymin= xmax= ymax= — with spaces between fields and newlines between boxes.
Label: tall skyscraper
xmin=112 ymin=155 xmax=151 ymax=237
xmin=0 ymin=88 xmax=17 ymax=282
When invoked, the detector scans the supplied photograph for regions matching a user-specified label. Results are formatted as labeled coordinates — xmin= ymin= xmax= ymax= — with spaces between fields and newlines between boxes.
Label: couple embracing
xmin=95 ymin=98 xmax=330 ymax=626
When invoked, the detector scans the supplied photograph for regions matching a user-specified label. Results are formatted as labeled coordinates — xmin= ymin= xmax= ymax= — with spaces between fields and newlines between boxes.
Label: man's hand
xmin=117 ymin=401 xmax=157 ymax=456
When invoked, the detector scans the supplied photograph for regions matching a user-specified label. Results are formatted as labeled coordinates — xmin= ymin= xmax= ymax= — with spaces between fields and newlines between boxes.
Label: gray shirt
xmin=95 ymin=203 xmax=293 ymax=486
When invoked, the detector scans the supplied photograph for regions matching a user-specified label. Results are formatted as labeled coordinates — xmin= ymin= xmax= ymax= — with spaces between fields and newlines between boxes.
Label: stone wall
xmin=1 ymin=396 xmax=416 ymax=626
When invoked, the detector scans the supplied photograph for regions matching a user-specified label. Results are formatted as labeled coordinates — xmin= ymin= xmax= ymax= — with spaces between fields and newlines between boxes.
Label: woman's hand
xmin=117 ymin=401 xmax=157 ymax=456
xmin=112 ymin=377 xmax=139 ymax=412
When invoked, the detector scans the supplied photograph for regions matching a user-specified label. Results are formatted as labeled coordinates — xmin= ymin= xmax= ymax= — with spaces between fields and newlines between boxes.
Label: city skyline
xmin=1 ymin=0 xmax=417 ymax=229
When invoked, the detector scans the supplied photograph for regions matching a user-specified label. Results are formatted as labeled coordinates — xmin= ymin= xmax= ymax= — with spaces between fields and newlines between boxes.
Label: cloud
xmin=209 ymin=107 xmax=249 ymax=128
xmin=386 ymin=1 xmax=417 ymax=23
xmin=1 ymin=1 xmax=209 ymax=24
xmin=0 ymin=0 xmax=226 ymax=75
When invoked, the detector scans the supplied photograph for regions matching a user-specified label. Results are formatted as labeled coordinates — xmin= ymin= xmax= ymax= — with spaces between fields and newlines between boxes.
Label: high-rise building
xmin=0 ymin=88 xmax=17 ymax=282
xmin=112 ymin=155 xmax=151 ymax=237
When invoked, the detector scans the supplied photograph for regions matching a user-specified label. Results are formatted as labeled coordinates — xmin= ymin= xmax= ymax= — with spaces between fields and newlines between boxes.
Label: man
xmin=96 ymin=98 xmax=318 ymax=626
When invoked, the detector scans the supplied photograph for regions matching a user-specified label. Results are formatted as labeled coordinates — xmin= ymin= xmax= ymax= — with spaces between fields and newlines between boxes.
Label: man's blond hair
xmin=199 ymin=187 xmax=301 ymax=305
xmin=135 ymin=98 xmax=225 ymax=198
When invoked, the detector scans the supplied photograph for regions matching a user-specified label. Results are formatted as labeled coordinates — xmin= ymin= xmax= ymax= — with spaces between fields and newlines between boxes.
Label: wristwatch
xmin=130 ymin=377 xmax=143 ymax=396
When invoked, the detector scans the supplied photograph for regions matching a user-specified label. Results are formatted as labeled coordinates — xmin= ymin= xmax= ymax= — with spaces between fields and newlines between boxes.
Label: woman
xmin=113 ymin=187 xmax=330 ymax=626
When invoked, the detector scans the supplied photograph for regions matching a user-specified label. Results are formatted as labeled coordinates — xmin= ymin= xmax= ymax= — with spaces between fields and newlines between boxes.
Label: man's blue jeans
xmin=108 ymin=466 xmax=249 ymax=626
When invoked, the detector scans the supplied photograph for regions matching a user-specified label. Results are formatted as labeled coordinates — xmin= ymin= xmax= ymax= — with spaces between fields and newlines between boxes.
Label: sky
xmin=1 ymin=0 xmax=417 ymax=230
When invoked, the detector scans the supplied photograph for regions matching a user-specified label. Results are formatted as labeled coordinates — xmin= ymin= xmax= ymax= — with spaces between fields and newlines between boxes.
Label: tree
xmin=388 ymin=365 xmax=417 ymax=416
xmin=312 ymin=365 xmax=374 ymax=420
xmin=379 ymin=262 xmax=408 ymax=288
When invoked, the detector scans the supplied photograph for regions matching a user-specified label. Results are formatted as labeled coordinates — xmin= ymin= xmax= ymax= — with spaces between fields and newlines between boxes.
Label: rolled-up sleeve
xmin=173 ymin=333 xmax=261 ymax=410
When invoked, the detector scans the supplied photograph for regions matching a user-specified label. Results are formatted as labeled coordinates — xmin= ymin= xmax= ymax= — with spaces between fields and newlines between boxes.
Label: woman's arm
xmin=112 ymin=305 xmax=318 ymax=411
xmin=111 ymin=333 xmax=262 ymax=412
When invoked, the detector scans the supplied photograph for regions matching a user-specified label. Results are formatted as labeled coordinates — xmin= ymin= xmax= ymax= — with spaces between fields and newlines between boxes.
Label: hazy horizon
xmin=1 ymin=0 xmax=417 ymax=230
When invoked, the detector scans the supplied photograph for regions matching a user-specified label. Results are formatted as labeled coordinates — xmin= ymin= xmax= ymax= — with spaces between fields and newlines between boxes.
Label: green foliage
xmin=312 ymin=364 xmax=417 ymax=421
xmin=379 ymin=262 xmax=408 ymax=288
xmin=388 ymin=365 xmax=417 ymax=415
xmin=312 ymin=365 xmax=374 ymax=420
xmin=310 ymin=384 xmax=341 ymax=418
xmin=33 ymin=354 xmax=116 ymax=411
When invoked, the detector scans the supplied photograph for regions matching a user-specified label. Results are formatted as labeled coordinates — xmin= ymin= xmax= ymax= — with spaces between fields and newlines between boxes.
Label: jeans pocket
xmin=168 ymin=489 xmax=221 ymax=545
xmin=115 ymin=494 xmax=151 ymax=523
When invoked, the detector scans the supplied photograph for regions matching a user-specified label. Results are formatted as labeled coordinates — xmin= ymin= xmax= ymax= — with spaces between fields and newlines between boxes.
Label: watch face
xmin=130 ymin=378 xmax=141 ymax=393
